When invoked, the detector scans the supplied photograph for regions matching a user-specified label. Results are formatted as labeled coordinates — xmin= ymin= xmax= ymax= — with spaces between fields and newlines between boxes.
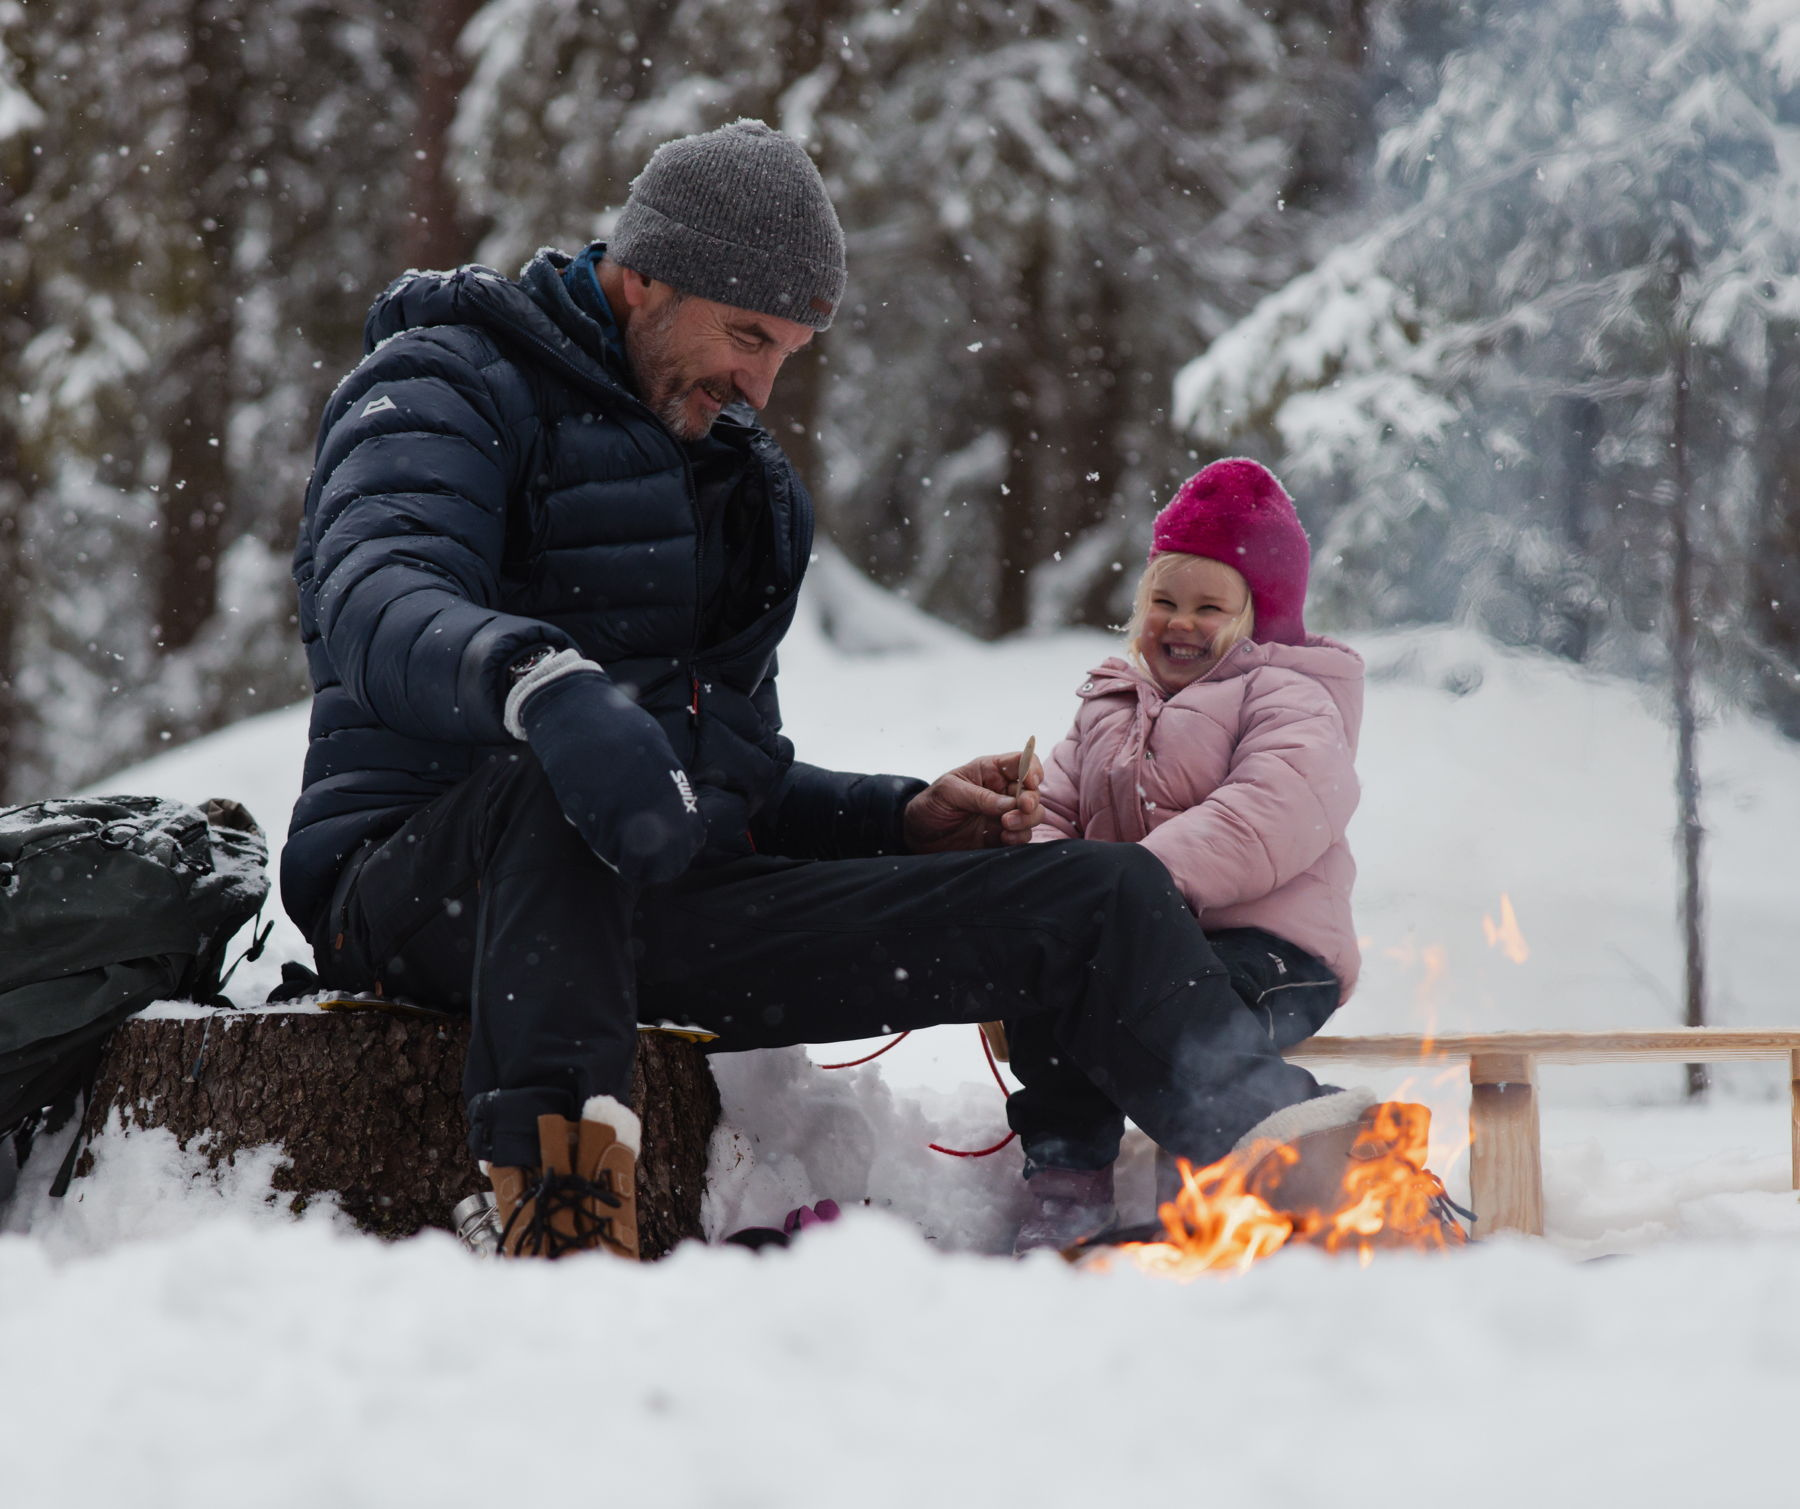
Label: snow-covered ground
xmin=6 ymin=567 xmax=1800 ymax=1505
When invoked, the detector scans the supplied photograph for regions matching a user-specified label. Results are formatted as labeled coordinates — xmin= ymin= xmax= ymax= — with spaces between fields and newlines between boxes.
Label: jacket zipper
xmin=510 ymin=325 xmax=799 ymax=746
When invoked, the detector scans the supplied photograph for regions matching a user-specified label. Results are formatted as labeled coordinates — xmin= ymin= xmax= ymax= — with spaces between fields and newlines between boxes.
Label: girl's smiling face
xmin=1137 ymin=555 xmax=1252 ymax=693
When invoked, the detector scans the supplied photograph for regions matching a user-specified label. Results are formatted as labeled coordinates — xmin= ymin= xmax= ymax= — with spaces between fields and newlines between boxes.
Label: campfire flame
xmin=1316 ymin=1101 xmax=1464 ymax=1254
xmin=1382 ymin=936 xmax=1450 ymax=1054
xmin=1123 ymin=1149 xmax=1296 ymax=1280
xmin=1482 ymin=893 xmax=1530 ymax=964
xmin=1113 ymin=1102 xmax=1463 ymax=1281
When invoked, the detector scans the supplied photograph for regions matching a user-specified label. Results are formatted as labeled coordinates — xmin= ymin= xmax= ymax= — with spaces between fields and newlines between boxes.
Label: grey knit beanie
xmin=610 ymin=119 xmax=846 ymax=331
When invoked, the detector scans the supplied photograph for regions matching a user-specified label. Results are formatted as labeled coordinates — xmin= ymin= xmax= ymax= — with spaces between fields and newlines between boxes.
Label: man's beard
xmin=624 ymin=297 xmax=746 ymax=441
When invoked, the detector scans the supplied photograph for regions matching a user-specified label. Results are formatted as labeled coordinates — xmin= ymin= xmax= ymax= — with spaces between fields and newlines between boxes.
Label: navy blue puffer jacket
xmin=283 ymin=247 xmax=921 ymax=936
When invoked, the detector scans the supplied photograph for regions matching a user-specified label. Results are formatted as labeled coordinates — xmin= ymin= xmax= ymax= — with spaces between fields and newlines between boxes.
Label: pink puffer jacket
xmin=1032 ymin=637 xmax=1364 ymax=997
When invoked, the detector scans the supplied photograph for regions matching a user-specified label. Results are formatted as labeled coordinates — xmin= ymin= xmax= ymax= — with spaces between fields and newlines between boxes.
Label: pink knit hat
xmin=1150 ymin=458 xmax=1310 ymax=645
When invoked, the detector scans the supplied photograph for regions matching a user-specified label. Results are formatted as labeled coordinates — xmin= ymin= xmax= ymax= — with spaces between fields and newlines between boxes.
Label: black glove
xmin=507 ymin=650 xmax=705 ymax=886
xmin=693 ymin=785 xmax=754 ymax=865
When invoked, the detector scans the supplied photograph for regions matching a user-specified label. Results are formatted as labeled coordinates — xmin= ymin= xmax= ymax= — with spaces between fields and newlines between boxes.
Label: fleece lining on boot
xmin=1232 ymin=1087 xmax=1378 ymax=1154
xmin=580 ymin=1094 xmax=642 ymax=1157
xmin=479 ymin=1094 xmax=642 ymax=1165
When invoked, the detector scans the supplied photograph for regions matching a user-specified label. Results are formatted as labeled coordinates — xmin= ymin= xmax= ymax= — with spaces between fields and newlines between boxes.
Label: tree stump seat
xmin=75 ymin=1001 xmax=720 ymax=1259
xmin=1286 ymin=1028 xmax=1800 ymax=1237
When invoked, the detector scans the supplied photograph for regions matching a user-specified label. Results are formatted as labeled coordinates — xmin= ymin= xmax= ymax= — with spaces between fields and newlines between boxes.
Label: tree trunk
xmin=992 ymin=233 xmax=1054 ymax=637
xmin=0 ymin=419 xmax=28 ymax=803
xmin=399 ymin=0 xmax=485 ymax=272
xmin=0 ymin=65 xmax=41 ymax=802
xmin=1556 ymin=395 xmax=1604 ymax=662
xmin=1064 ymin=277 xmax=1140 ymax=631
xmin=153 ymin=0 xmax=244 ymax=657
xmin=1668 ymin=325 xmax=1708 ymax=1100
xmin=75 ymin=1008 xmax=720 ymax=1259
xmin=1749 ymin=319 xmax=1800 ymax=739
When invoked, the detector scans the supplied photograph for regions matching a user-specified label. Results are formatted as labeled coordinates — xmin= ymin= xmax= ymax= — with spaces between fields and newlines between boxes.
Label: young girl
xmin=1011 ymin=458 xmax=1450 ymax=1253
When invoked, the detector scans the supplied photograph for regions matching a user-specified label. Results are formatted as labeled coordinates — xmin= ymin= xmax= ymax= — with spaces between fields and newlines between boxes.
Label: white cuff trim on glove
xmin=503 ymin=647 xmax=604 ymax=741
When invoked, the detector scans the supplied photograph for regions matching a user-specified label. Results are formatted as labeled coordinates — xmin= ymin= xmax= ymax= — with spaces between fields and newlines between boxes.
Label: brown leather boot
xmin=486 ymin=1095 xmax=641 ymax=1260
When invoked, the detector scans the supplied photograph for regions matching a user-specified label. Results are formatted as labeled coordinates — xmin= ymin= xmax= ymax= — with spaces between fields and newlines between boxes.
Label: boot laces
xmin=502 ymin=1169 xmax=624 ymax=1259
xmin=1376 ymin=1158 xmax=1473 ymax=1244
xmin=1432 ymin=1190 xmax=1476 ymax=1231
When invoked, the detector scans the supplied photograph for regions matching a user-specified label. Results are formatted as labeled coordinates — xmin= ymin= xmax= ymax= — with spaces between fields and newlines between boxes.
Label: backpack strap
xmin=209 ymin=908 xmax=273 ymax=1002
xmin=47 ymin=1098 xmax=86 ymax=1199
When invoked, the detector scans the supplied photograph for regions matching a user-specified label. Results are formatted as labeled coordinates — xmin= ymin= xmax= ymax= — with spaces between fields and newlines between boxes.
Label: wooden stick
xmin=980 ymin=1020 xmax=1011 ymax=1064
xmin=1010 ymin=735 xmax=1037 ymax=800
xmin=981 ymin=737 xmax=1037 ymax=1064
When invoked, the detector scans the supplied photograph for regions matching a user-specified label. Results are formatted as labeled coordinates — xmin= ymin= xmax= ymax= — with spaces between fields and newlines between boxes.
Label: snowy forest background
xmin=1 ymin=0 xmax=1798 ymax=800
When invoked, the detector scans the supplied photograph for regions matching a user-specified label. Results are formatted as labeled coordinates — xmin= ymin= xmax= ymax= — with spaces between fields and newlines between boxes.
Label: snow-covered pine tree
xmin=452 ymin=0 xmax=854 ymax=500
xmin=823 ymin=0 xmax=1339 ymax=636
xmin=0 ymin=0 xmax=419 ymax=797
xmin=452 ymin=0 xmax=1372 ymax=636
xmin=1176 ymin=0 xmax=1800 ymax=717
xmin=1178 ymin=0 xmax=1800 ymax=1073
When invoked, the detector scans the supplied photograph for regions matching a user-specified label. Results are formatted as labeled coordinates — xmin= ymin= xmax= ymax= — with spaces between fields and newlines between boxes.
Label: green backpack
xmin=0 ymin=795 xmax=270 ymax=1202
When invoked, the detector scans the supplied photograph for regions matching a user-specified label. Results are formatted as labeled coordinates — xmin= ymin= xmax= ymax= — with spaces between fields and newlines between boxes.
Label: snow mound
xmin=5 ymin=1213 xmax=1800 ymax=1508
xmin=33 ymin=597 xmax=1800 ymax=1248
xmin=6 ymin=585 xmax=1799 ymax=1503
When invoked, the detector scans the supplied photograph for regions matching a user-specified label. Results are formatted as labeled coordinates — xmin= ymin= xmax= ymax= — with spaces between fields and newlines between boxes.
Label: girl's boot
xmin=1013 ymin=1164 xmax=1117 ymax=1255
xmin=1240 ymin=1092 xmax=1467 ymax=1247
xmin=1155 ymin=1089 xmax=1466 ymax=1248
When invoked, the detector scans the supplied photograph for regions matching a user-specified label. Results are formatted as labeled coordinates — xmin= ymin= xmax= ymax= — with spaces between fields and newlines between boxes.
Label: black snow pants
xmin=1003 ymin=927 xmax=1342 ymax=1171
xmin=312 ymin=750 xmax=1332 ymax=1171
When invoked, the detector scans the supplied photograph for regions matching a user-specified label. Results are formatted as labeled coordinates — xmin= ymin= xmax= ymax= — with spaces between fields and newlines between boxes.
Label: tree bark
xmin=0 ymin=407 xmax=29 ymax=803
xmin=0 ymin=52 xmax=41 ymax=802
xmin=992 ymin=231 xmax=1054 ymax=637
xmin=398 ymin=0 xmax=485 ymax=272
xmin=1668 ymin=320 xmax=1708 ymax=1100
xmin=75 ymin=1007 xmax=720 ymax=1260
xmin=1749 ymin=319 xmax=1800 ymax=739
xmin=153 ymin=0 xmax=244 ymax=657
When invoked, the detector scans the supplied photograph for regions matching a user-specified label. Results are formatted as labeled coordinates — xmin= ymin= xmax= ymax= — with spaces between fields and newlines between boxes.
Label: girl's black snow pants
xmin=313 ymin=749 xmax=1332 ymax=1171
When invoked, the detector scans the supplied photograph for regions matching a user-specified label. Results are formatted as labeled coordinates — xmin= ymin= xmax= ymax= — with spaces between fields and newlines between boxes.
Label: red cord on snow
xmin=929 ymin=1026 xmax=1017 ymax=1157
xmin=817 ymin=1025 xmax=1018 ymax=1157
xmin=816 ymin=1031 xmax=912 ymax=1070
xmin=927 ymin=1129 xmax=1017 ymax=1158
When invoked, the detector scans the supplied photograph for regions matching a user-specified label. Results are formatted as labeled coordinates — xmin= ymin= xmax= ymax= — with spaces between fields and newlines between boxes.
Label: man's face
xmin=623 ymin=281 xmax=816 ymax=441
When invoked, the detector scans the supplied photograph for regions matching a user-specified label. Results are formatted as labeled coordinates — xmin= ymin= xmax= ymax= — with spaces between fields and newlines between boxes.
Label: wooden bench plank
xmin=1282 ymin=1027 xmax=1800 ymax=1238
xmin=1287 ymin=1028 xmax=1800 ymax=1066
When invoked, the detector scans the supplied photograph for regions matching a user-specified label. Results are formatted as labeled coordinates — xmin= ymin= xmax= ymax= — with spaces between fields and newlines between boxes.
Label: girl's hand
xmin=902 ymin=748 xmax=1043 ymax=853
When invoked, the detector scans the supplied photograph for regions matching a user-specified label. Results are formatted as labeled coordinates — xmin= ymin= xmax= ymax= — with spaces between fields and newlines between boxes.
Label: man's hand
xmin=902 ymin=748 xmax=1043 ymax=854
xmin=508 ymin=650 xmax=706 ymax=885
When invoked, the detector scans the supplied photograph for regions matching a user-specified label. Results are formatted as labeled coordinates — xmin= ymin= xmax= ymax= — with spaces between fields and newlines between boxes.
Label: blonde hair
xmin=1124 ymin=552 xmax=1256 ymax=674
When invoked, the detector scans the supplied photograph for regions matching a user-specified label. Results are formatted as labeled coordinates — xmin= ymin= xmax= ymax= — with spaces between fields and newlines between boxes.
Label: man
xmin=286 ymin=121 xmax=1422 ymax=1260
